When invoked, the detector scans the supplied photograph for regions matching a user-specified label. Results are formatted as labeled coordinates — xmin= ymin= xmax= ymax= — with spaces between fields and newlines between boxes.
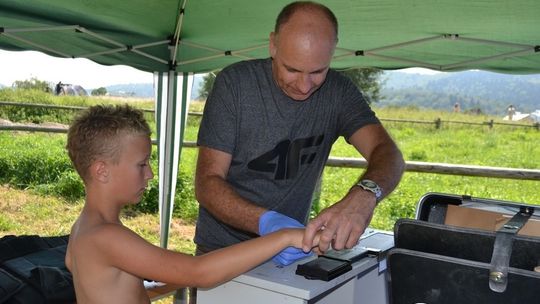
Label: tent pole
xmin=157 ymin=71 xmax=192 ymax=248
xmin=158 ymin=70 xmax=179 ymax=248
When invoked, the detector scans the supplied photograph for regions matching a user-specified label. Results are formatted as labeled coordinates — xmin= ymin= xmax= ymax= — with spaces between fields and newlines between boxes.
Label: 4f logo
xmin=248 ymin=135 xmax=324 ymax=180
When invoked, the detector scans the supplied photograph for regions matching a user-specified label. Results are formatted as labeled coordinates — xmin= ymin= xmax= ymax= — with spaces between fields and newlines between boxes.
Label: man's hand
xmin=302 ymin=188 xmax=376 ymax=253
xmin=259 ymin=211 xmax=312 ymax=266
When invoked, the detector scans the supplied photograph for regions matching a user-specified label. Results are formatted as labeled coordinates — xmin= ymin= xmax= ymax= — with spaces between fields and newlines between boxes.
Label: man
xmin=195 ymin=1 xmax=404 ymax=265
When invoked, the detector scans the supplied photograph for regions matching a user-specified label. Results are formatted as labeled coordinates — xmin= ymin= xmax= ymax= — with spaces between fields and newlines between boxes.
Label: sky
xmin=0 ymin=49 xmax=439 ymax=89
xmin=0 ymin=50 xmax=153 ymax=89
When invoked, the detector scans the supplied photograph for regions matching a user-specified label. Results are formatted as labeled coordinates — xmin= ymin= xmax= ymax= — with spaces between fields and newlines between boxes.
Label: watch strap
xmin=355 ymin=179 xmax=382 ymax=203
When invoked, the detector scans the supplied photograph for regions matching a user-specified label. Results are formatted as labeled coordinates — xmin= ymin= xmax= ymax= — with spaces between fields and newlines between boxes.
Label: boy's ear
xmin=91 ymin=160 xmax=109 ymax=183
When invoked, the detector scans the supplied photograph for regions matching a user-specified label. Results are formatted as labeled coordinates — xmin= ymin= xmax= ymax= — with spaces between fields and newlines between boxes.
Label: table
xmin=198 ymin=229 xmax=394 ymax=304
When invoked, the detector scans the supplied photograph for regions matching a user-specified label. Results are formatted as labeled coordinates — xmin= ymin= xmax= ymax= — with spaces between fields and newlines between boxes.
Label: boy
xmin=65 ymin=105 xmax=316 ymax=304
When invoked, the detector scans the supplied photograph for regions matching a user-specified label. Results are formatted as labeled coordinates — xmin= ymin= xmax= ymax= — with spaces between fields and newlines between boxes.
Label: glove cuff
xmin=258 ymin=210 xmax=278 ymax=235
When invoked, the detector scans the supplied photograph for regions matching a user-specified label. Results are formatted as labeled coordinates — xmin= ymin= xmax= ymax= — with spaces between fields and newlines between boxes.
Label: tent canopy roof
xmin=1 ymin=0 xmax=539 ymax=74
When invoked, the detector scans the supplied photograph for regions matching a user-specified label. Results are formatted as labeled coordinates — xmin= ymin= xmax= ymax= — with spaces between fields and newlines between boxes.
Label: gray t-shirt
xmin=195 ymin=58 xmax=379 ymax=250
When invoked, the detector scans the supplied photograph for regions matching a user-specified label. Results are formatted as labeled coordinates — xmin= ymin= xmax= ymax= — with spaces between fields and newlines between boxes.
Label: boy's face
xmin=108 ymin=133 xmax=153 ymax=204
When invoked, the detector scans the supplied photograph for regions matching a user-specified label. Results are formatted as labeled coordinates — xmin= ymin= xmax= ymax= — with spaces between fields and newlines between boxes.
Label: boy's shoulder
xmin=71 ymin=220 xmax=132 ymax=251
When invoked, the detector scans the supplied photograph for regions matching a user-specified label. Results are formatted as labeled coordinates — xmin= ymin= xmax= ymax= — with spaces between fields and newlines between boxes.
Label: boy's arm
xmin=93 ymin=224 xmax=311 ymax=288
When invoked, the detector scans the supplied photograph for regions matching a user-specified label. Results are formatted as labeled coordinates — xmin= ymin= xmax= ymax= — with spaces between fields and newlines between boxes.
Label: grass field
xmin=1 ymin=95 xmax=539 ymax=235
xmin=1 ymin=93 xmax=539 ymax=303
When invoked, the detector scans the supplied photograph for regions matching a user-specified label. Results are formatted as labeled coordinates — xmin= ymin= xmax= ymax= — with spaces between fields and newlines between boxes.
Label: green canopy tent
xmin=1 ymin=0 xmax=539 ymax=247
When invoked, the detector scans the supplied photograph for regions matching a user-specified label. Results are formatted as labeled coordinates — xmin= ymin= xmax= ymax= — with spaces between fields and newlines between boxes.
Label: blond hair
xmin=66 ymin=104 xmax=151 ymax=181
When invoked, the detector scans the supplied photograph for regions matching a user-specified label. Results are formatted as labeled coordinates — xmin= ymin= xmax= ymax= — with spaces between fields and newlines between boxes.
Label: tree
xmin=198 ymin=72 xmax=217 ymax=100
xmin=197 ymin=68 xmax=383 ymax=104
xmin=339 ymin=68 xmax=384 ymax=104
xmin=12 ymin=77 xmax=52 ymax=92
xmin=91 ymin=87 xmax=108 ymax=96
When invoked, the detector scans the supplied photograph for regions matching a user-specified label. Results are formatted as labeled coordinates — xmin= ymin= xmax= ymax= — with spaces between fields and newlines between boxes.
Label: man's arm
xmin=195 ymin=146 xmax=267 ymax=234
xmin=303 ymin=123 xmax=405 ymax=252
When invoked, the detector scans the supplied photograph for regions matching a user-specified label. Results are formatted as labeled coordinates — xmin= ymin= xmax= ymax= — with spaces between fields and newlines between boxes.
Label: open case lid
xmin=415 ymin=192 xmax=539 ymax=237
xmin=403 ymin=193 xmax=540 ymax=293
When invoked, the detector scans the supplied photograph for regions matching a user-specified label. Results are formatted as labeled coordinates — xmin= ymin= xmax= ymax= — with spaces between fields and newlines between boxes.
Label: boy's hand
xmin=259 ymin=211 xmax=312 ymax=266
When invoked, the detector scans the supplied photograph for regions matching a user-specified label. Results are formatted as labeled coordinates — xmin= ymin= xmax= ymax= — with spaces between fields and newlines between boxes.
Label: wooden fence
xmin=2 ymin=101 xmax=539 ymax=181
xmin=1 ymin=101 xmax=538 ymax=129
xmin=381 ymin=117 xmax=540 ymax=130
xmin=0 ymin=101 xmax=154 ymax=113
xmin=1 ymin=123 xmax=539 ymax=181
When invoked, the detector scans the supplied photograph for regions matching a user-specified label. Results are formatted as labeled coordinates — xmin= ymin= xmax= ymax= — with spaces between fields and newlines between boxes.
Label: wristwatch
xmin=355 ymin=179 xmax=382 ymax=203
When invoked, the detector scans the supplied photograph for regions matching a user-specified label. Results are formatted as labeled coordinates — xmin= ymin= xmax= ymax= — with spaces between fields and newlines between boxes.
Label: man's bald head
xmin=269 ymin=1 xmax=338 ymax=100
xmin=274 ymin=1 xmax=338 ymax=42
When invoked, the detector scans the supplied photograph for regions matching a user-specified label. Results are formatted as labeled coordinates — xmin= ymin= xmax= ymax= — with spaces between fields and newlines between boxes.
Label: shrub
xmin=0 ymin=216 xmax=16 ymax=232
xmin=0 ymin=134 xmax=70 ymax=187
xmin=33 ymin=170 xmax=85 ymax=202
xmin=129 ymin=171 xmax=198 ymax=223
xmin=0 ymin=89 xmax=81 ymax=124
xmin=409 ymin=149 xmax=428 ymax=161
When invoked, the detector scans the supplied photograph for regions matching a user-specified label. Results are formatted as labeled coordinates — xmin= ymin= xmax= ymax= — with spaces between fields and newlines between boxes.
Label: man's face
xmin=269 ymin=12 xmax=336 ymax=101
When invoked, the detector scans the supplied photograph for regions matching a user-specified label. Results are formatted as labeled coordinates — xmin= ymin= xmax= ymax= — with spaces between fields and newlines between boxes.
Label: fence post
xmin=488 ymin=119 xmax=494 ymax=129
xmin=310 ymin=177 xmax=323 ymax=216
xmin=434 ymin=118 xmax=441 ymax=129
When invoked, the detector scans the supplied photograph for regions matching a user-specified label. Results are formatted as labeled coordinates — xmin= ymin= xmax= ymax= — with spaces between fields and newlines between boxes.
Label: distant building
xmin=503 ymin=110 xmax=540 ymax=123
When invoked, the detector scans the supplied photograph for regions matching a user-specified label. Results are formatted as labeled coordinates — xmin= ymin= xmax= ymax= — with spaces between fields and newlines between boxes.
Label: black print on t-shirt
xmin=248 ymin=135 xmax=324 ymax=180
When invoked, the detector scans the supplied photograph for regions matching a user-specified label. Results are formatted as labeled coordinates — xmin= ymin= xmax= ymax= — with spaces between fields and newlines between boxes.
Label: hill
xmin=102 ymin=83 xmax=154 ymax=98
xmin=380 ymin=71 xmax=540 ymax=115
xmin=101 ymin=75 xmax=204 ymax=99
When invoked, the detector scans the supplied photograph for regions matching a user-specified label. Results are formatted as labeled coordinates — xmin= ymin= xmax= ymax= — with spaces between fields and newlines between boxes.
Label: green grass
xmin=1 ymin=94 xmax=539 ymax=236
xmin=322 ymin=106 xmax=540 ymax=230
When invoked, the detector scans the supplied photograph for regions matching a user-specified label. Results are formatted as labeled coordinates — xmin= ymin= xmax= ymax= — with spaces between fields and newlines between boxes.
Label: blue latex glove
xmin=259 ymin=210 xmax=312 ymax=266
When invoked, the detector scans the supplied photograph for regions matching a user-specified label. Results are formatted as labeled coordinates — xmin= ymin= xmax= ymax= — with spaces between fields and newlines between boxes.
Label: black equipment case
xmin=387 ymin=193 xmax=540 ymax=304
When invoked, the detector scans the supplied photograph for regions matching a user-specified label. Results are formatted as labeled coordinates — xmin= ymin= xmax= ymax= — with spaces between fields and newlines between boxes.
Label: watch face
xmin=361 ymin=180 xmax=376 ymax=189
xmin=358 ymin=179 xmax=382 ymax=202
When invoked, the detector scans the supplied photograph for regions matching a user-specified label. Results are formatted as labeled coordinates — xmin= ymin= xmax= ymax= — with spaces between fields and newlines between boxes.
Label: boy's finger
xmin=302 ymin=217 xmax=326 ymax=251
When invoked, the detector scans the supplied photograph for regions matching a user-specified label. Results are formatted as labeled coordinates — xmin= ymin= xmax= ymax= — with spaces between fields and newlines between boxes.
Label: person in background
xmin=55 ymin=81 xmax=63 ymax=95
xmin=65 ymin=105 xmax=319 ymax=304
xmin=507 ymin=104 xmax=516 ymax=121
xmin=453 ymin=102 xmax=461 ymax=113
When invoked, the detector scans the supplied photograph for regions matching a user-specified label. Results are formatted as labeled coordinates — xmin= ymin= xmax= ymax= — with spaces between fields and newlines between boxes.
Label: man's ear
xmin=91 ymin=160 xmax=109 ymax=183
xmin=269 ymin=32 xmax=277 ymax=58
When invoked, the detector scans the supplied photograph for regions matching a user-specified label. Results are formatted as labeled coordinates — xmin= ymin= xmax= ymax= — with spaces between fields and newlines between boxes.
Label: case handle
xmin=489 ymin=209 xmax=532 ymax=292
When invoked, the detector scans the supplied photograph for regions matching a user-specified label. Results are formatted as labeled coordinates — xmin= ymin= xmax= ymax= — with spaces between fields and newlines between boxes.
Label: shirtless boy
xmin=65 ymin=105 xmax=316 ymax=304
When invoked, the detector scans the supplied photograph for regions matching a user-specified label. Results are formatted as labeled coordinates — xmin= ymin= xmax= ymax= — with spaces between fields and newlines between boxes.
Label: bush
xmin=409 ymin=149 xmax=428 ymax=161
xmin=12 ymin=77 xmax=52 ymax=92
xmin=91 ymin=87 xmax=108 ymax=96
xmin=33 ymin=170 xmax=85 ymax=202
xmin=0 ymin=134 xmax=70 ymax=187
xmin=128 ymin=171 xmax=198 ymax=223
xmin=0 ymin=88 xmax=155 ymax=126
xmin=0 ymin=89 xmax=81 ymax=124
xmin=0 ymin=132 xmax=198 ymax=221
